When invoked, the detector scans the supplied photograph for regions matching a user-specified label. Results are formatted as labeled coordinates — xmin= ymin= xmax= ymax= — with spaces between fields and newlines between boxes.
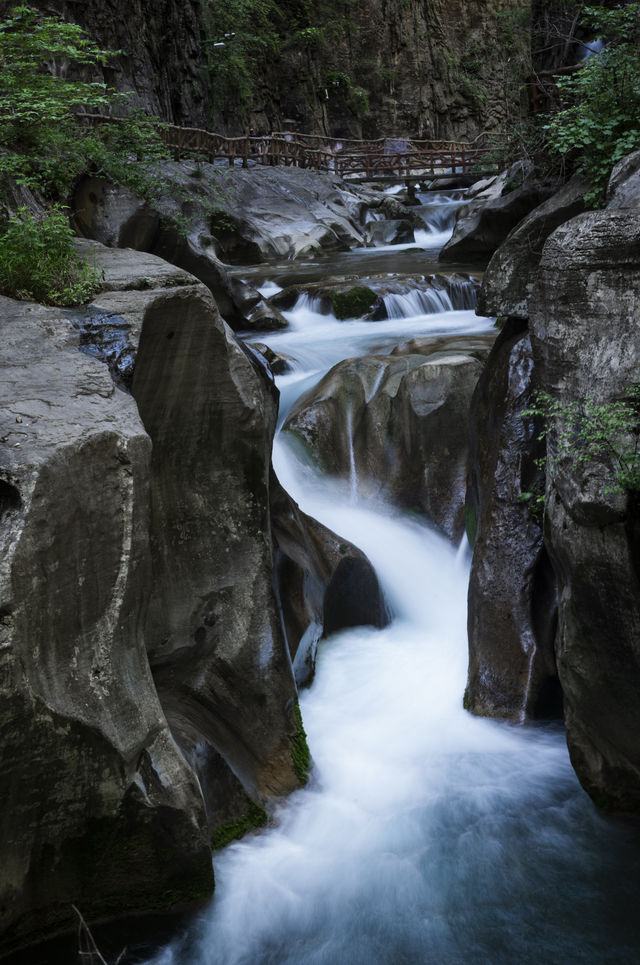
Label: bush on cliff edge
xmin=0 ymin=205 xmax=101 ymax=305
xmin=545 ymin=3 xmax=640 ymax=206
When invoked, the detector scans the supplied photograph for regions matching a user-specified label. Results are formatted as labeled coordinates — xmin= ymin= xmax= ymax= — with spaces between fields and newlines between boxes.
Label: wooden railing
xmin=76 ymin=114 xmax=494 ymax=179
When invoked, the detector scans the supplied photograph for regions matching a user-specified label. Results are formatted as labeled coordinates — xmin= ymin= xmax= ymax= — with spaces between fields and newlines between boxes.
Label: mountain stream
xmin=142 ymin=189 xmax=640 ymax=965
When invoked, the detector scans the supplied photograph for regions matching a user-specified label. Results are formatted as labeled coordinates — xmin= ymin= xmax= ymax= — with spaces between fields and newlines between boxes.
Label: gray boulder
xmin=0 ymin=293 xmax=212 ymax=956
xmin=606 ymin=150 xmax=640 ymax=209
xmin=465 ymin=319 xmax=560 ymax=720
xmin=284 ymin=352 xmax=483 ymax=541
xmin=0 ymin=242 xmax=316 ymax=955
xmin=365 ymin=219 xmax=415 ymax=246
xmin=439 ymin=169 xmax=558 ymax=267
xmin=271 ymin=480 xmax=388 ymax=686
xmin=476 ymin=175 xmax=588 ymax=318
xmin=530 ymin=208 xmax=640 ymax=812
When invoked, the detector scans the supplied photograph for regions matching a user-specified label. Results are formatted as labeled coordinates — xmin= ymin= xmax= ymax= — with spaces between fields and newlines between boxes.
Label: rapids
xmin=140 ymin=189 xmax=640 ymax=965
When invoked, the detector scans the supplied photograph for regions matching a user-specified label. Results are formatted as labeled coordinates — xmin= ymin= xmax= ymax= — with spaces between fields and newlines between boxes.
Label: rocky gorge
xmin=2 ymin=147 xmax=640 ymax=960
xmin=2 ymin=0 xmax=640 ymax=949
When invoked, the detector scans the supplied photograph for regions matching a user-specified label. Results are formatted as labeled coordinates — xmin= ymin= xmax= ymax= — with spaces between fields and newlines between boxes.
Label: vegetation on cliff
xmin=545 ymin=3 xmax=640 ymax=205
xmin=0 ymin=4 xmax=167 ymax=303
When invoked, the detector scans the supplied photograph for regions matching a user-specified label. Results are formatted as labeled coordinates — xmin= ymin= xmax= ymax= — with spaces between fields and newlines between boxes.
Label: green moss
xmin=330 ymin=286 xmax=377 ymax=320
xmin=464 ymin=502 xmax=478 ymax=550
xmin=211 ymin=802 xmax=268 ymax=851
xmin=463 ymin=688 xmax=473 ymax=712
xmin=291 ymin=701 xmax=311 ymax=785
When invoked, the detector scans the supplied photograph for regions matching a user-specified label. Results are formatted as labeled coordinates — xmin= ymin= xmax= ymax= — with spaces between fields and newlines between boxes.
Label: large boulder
xmin=72 ymin=175 xmax=259 ymax=330
xmin=76 ymin=243 xmax=304 ymax=807
xmin=284 ymin=352 xmax=483 ymax=541
xmin=271 ymin=479 xmax=388 ymax=686
xmin=476 ymin=175 xmax=588 ymax=318
xmin=439 ymin=168 xmax=558 ymax=268
xmin=0 ymin=294 xmax=212 ymax=957
xmin=465 ymin=319 xmax=560 ymax=720
xmin=606 ymin=150 xmax=640 ymax=209
xmin=530 ymin=206 xmax=640 ymax=813
xmin=0 ymin=242 xmax=315 ymax=955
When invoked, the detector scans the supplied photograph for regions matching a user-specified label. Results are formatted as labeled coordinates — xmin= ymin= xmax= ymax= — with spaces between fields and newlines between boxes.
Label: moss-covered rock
xmin=330 ymin=286 xmax=377 ymax=320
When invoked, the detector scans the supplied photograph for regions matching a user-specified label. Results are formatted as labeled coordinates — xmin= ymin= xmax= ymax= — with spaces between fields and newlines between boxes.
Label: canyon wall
xmin=467 ymin=153 xmax=640 ymax=814
xmin=23 ymin=0 xmax=534 ymax=138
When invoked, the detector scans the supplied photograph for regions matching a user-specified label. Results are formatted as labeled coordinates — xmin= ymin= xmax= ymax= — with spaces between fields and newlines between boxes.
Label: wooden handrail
xmin=73 ymin=112 xmax=495 ymax=177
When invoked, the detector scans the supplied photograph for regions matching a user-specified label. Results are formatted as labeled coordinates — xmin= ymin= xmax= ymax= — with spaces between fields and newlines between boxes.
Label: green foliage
xmin=0 ymin=205 xmax=101 ymax=305
xmin=520 ymin=385 xmax=640 ymax=513
xmin=203 ymin=0 xmax=281 ymax=116
xmin=0 ymin=4 xmax=167 ymax=198
xmin=211 ymin=802 xmax=268 ymax=851
xmin=545 ymin=3 xmax=640 ymax=206
xmin=325 ymin=70 xmax=369 ymax=116
xmin=291 ymin=701 xmax=311 ymax=785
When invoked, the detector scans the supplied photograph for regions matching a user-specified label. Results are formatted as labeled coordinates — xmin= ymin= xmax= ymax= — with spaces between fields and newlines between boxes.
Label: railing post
xmin=243 ymin=137 xmax=248 ymax=168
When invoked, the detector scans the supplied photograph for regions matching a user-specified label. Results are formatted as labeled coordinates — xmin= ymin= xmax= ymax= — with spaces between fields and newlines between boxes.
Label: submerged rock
xmin=284 ymin=351 xmax=483 ymax=541
xmin=465 ymin=319 xmax=559 ymax=720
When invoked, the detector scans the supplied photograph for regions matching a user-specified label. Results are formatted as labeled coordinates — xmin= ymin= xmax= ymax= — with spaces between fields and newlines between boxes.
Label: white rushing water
xmin=143 ymin=195 xmax=640 ymax=965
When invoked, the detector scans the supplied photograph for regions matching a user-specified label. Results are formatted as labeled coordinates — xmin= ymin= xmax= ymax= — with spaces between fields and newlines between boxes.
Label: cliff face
xmin=24 ymin=0 xmax=211 ymax=126
xmin=255 ymin=0 xmax=533 ymax=139
xmin=23 ymin=0 xmax=532 ymax=138
xmin=467 ymin=153 xmax=640 ymax=814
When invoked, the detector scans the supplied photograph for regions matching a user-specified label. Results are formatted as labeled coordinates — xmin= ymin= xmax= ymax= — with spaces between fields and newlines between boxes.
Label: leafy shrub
xmin=0 ymin=205 xmax=101 ymax=306
xmin=0 ymin=4 xmax=168 ymax=198
xmin=520 ymin=385 xmax=640 ymax=514
xmin=544 ymin=3 xmax=640 ymax=207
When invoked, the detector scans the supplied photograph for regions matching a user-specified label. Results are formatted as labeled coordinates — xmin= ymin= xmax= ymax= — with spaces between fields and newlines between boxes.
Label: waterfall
xmin=382 ymin=287 xmax=454 ymax=319
xmin=142 ymin=215 xmax=640 ymax=965
xmin=143 ymin=435 xmax=640 ymax=965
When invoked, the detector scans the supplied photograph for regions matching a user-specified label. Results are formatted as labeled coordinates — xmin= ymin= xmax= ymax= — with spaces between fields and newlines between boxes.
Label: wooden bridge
xmin=79 ymin=115 xmax=495 ymax=182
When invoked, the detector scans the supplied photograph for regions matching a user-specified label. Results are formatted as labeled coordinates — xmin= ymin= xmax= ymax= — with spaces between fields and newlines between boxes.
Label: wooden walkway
xmin=79 ymin=115 xmax=494 ymax=180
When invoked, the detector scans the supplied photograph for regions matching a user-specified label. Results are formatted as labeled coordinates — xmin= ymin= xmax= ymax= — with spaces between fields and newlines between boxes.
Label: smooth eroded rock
xmin=284 ymin=351 xmax=483 ymax=541
xmin=465 ymin=319 xmax=560 ymax=720
xmin=0 ymin=295 xmax=212 ymax=956
xmin=476 ymin=175 xmax=588 ymax=318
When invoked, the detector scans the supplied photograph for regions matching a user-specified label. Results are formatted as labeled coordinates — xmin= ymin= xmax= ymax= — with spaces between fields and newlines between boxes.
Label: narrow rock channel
xmin=140 ymin=191 xmax=640 ymax=965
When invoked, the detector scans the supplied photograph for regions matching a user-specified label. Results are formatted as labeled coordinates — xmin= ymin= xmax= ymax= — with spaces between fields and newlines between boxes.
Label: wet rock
xmin=440 ymin=166 xmax=558 ymax=267
xmin=323 ymin=557 xmax=388 ymax=638
xmin=365 ymin=219 xmax=415 ymax=246
xmin=465 ymin=319 xmax=560 ymax=720
xmin=72 ymin=166 xmax=375 ymax=328
xmin=477 ymin=175 xmax=588 ymax=319
xmin=390 ymin=332 xmax=496 ymax=363
xmin=271 ymin=480 xmax=388 ymax=686
xmin=271 ymin=272 xmax=479 ymax=321
xmin=0 ymin=293 xmax=212 ymax=956
xmin=284 ymin=352 xmax=483 ymax=541
xmin=530 ymin=203 xmax=640 ymax=813
xmin=252 ymin=343 xmax=294 ymax=375
xmin=0 ymin=242 xmax=311 ymax=954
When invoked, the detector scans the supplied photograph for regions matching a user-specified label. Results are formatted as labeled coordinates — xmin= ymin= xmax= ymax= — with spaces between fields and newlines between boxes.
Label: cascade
xmin=142 ymin=189 xmax=640 ymax=965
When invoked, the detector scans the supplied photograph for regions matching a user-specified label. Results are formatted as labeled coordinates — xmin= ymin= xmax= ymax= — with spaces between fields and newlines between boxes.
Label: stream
xmin=142 ymin=189 xmax=640 ymax=965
